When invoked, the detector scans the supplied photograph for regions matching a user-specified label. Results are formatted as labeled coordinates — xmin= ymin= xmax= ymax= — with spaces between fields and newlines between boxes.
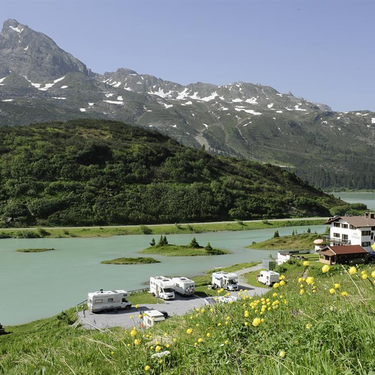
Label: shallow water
xmin=1 ymin=225 xmax=325 ymax=325
xmin=332 ymin=192 xmax=375 ymax=210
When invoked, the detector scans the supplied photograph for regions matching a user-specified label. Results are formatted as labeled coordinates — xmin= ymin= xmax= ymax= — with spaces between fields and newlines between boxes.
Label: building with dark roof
xmin=319 ymin=245 xmax=369 ymax=265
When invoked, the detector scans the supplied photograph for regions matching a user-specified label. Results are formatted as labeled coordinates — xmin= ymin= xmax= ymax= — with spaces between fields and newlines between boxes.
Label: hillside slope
xmin=0 ymin=119 xmax=339 ymax=226
xmin=2 ymin=262 xmax=375 ymax=374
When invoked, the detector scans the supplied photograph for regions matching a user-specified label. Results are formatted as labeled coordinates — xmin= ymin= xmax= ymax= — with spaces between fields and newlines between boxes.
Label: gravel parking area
xmin=77 ymin=283 xmax=268 ymax=330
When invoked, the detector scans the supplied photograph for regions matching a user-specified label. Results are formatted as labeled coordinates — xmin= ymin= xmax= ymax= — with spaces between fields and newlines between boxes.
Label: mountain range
xmin=1 ymin=19 xmax=374 ymax=189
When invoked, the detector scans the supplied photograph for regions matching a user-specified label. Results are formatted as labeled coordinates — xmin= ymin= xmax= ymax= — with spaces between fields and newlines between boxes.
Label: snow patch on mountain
xmin=200 ymin=92 xmax=218 ymax=102
xmin=9 ymin=25 xmax=24 ymax=33
xmin=235 ymin=107 xmax=262 ymax=115
xmin=245 ymin=97 xmax=258 ymax=104
xmin=104 ymin=100 xmax=124 ymax=105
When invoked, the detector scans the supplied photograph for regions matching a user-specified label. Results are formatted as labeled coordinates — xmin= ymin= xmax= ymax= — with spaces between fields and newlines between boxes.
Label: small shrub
xmin=273 ymin=230 xmax=280 ymax=238
xmin=38 ymin=228 xmax=50 ymax=237
xmin=189 ymin=237 xmax=200 ymax=248
xmin=140 ymin=225 xmax=152 ymax=234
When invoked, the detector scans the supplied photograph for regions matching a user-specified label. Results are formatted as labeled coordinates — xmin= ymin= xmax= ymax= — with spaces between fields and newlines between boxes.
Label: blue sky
xmin=1 ymin=0 xmax=374 ymax=111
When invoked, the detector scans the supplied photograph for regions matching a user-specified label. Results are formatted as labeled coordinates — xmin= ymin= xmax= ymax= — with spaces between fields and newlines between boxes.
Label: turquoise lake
xmin=1 ymin=225 xmax=325 ymax=325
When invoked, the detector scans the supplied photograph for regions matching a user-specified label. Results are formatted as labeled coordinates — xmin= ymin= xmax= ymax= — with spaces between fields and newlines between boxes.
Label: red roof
xmin=329 ymin=245 xmax=368 ymax=255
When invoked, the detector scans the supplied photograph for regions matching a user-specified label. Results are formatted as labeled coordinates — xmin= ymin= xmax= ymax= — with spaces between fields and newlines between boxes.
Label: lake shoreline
xmin=0 ymin=218 xmax=327 ymax=239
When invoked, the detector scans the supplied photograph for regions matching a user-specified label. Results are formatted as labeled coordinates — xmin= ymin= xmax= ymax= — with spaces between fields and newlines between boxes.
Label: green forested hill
xmin=0 ymin=119 xmax=340 ymax=226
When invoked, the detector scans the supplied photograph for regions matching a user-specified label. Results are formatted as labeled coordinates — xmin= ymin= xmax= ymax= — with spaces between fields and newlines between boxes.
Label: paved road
xmin=78 ymin=279 xmax=269 ymax=331
xmin=0 ymin=217 xmax=328 ymax=231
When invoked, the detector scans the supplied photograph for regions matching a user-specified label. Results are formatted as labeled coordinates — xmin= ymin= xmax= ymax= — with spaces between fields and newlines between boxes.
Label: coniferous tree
xmin=189 ymin=237 xmax=200 ymax=248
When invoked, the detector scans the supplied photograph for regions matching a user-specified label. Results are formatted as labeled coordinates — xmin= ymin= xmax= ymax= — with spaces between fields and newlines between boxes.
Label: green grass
xmin=243 ymin=269 xmax=266 ymax=286
xmin=101 ymin=257 xmax=160 ymax=265
xmin=3 ymin=261 xmax=375 ymax=373
xmin=248 ymin=232 xmax=324 ymax=250
xmin=206 ymin=262 xmax=259 ymax=274
xmin=141 ymin=244 xmax=229 ymax=257
xmin=16 ymin=248 xmax=55 ymax=253
xmin=127 ymin=291 xmax=163 ymax=305
xmin=0 ymin=219 xmax=326 ymax=238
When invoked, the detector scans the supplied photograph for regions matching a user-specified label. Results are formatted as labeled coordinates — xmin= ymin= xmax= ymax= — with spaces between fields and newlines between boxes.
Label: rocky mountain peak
xmin=2 ymin=19 xmax=26 ymax=33
xmin=0 ymin=19 xmax=89 ymax=82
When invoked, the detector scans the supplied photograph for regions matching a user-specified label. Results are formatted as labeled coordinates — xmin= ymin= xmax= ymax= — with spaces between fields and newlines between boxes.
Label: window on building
xmin=333 ymin=233 xmax=340 ymax=238
xmin=334 ymin=223 xmax=340 ymax=228
xmin=341 ymin=224 xmax=348 ymax=229
xmin=350 ymin=225 xmax=356 ymax=230
xmin=362 ymin=231 xmax=371 ymax=236
xmin=342 ymin=234 xmax=348 ymax=241
xmin=95 ymin=299 xmax=103 ymax=304
xmin=108 ymin=298 xmax=114 ymax=303
xmin=371 ymin=227 xmax=375 ymax=231
xmin=362 ymin=242 xmax=371 ymax=247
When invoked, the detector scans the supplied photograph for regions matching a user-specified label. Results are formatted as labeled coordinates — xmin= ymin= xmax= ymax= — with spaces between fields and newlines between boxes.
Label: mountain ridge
xmin=0 ymin=18 xmax=374 ymax=190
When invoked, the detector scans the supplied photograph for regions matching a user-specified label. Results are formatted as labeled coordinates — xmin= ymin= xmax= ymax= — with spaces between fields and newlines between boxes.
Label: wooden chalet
xmin=319 ymin=245 xmax=368 ymax=265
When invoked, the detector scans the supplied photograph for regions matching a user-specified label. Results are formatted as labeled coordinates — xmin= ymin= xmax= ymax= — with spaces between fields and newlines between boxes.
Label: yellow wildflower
xmin=322 ymin=265 xmax=330 ymax=273
xmin=244 ymin=310 xmax=249 ymax=318
xmin=279 ymin=350 xmax=286 ymax=358
xmin=134 ymin=339 xmax=141 ymax=345
xmin=306 ymin=277 xmax=314 ymax=285
xmin=303 ymin=261 xmax=310 ymax=267
xmin=305 ymin=323 xmax=312 ymax=330
xmin=349 ymin=266 xmax=357 ymax=275
xmin=329 ymin=288 xmax=335 ymax=295
xmin=273 ymin=283 xmax=280 ymax=289
xmin=186 ymin=328 xmax=193 ymax=335
xmin=300 ymin=289 xmax=305 ymax=295
xmin=252 ymin=318 xmax=261 ymax=327
xmin=362 ymin=274 xmax=368 ymax=280
xmin=341 ymin=291 xmax=349 ymax=297
xmin=371 ymin=271 xmax=375 ymax=278
xmin=130 ymin=329 xmax=137 ymax=337
xmin=155 ymin=346 xmax=161 ymax=352
xmin=334 ymin=283 xmax=340 ymax=289
xmin=145 ymin=365 xmax=151 ymax=371
xmin=135 ymin=304 xmax=139 ymax=309
xmin=207 ymin=332 xmax=211 ymax=337
xmin=280 ymin=280 xmax=286 ymax=286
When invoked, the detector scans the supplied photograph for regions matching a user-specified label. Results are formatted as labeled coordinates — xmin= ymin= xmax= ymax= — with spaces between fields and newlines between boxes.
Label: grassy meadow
xmin=2 ymin=258 xmax=375 ymax=373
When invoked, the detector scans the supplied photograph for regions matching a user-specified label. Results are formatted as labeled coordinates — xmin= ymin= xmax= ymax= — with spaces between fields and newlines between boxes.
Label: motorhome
xmin=211 ymin=272 xmax=239 ymax=291
xmin=87 ymin=289 xmax=131 ymax=313
xmin=150 ymin=276 xmax=175 ymax=300
xmin=142 ymin=310 xmax=166 ymax=327
xmin=171 ymin=277 xmax=195 ymax=296
xmin=256 ymin=271 xmax=280 ymax=287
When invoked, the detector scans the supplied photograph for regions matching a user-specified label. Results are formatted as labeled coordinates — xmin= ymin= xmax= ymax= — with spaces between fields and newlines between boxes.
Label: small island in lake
xmin=16 ymin=248 xmax=55 ymax=253
xmin=247 ymin=231 xmax=323 ymax=250
xmin=101 ymin=257 xmax=160 ymax=265
xmin=141 ymin=236 xmax=229 ymax=256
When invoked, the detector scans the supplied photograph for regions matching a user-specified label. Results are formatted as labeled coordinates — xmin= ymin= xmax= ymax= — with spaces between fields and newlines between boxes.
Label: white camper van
xmin=171 ymin=277 xmax=195 ymax=296
xmin=87 ymin=289 xmax=132 ymax=313
xmin=150 ymin=276 xmax=175 ymax=300
xmin=211 ymin=272 xmax=239 ymax=291
xmin=142 ymin=310 xmax=166 ymax=327
xmin=256 ymin=271 xmax=280 ymax=287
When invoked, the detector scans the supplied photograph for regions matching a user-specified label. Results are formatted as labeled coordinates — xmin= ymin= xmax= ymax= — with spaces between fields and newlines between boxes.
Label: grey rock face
xmin=0 ymin=19 xmax=89 ymax=82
